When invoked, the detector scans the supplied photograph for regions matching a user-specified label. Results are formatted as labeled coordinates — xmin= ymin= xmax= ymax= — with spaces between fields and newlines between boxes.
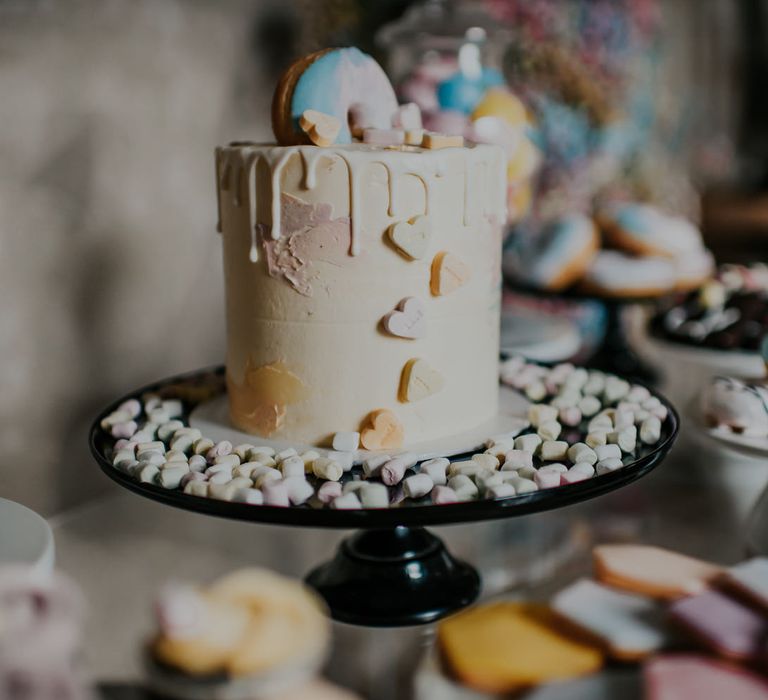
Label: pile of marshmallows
xmin=102 ymin=359 xmax=667 ymax=511
xmin=300 ymin=102 xmax=463 ymax=150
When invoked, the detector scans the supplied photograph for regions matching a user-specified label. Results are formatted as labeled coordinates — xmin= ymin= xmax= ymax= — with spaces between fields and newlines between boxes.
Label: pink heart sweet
xmin=382 ymin=297 xmax=425 ymax=339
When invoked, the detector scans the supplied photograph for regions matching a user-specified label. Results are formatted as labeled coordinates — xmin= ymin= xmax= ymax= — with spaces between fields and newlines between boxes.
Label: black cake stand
xmin=504 ymin=277 xmax=667 ymax=385
xmin=89 ymin=366 xmax=678 ymax=627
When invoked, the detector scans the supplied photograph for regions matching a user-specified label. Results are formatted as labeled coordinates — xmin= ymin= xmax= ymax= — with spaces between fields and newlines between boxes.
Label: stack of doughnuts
xmin=505 ymin=202 xmax=714 ymax=297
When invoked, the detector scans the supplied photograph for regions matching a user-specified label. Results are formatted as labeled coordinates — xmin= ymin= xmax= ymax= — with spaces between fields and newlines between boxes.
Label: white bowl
xmin=0 ymin=497 xmax=55 ymax=573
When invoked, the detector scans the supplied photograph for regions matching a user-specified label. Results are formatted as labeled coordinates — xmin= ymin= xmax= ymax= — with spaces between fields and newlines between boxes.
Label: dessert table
xmin=51 ymin=427 xmax=751 ymax=700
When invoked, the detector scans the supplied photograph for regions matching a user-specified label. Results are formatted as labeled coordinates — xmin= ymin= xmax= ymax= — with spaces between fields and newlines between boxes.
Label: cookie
xmin=593 ymin=544 xmax=722 ymax=600
xmin=437 ymin=602 xmax=602 ymax=693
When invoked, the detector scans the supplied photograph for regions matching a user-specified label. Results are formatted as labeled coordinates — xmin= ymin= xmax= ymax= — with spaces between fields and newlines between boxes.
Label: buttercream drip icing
xmin=217 ymin=141 xmax=506 ymax=445
xmin=216 ymin=143 xmax=507 ymax=261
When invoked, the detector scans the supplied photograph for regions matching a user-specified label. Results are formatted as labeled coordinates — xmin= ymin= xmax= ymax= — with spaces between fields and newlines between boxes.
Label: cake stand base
xmin=306 ymin=526 xmax=480 ymax=627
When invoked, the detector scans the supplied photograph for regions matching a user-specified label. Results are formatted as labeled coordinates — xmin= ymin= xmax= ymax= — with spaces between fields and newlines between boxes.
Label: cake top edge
xmin=218 ymin=141 xmax=503 ymax=158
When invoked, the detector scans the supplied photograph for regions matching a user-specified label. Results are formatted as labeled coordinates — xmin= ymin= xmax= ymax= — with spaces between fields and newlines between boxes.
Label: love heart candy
xmin=382 ymin=297 xmax=425 ymax=339
xmin=431 ymin=252 xmax=470 ymax=296
xmin=388 ymin=216 xmax=431 ymax=260
xmin=360 ymin=409 xmax=404 ymax=450
xmin=400 ymin=358 xmax=444 ymax=402
xmin=299 ymin=109 xmax=341 ymax=147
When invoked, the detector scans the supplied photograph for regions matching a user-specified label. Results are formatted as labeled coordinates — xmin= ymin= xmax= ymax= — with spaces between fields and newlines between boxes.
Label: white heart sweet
xmin=399 ymin=358 xmax=444 ymax=402
xmin=388 ymin=216 xmax=431 ymax=260
xmin=382 ymin=297 xmax=426 ymax=339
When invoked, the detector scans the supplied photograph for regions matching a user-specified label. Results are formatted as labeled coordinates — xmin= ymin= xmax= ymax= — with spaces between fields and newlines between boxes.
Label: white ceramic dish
xmin=0 ymin=497 xmax=55 ymax=573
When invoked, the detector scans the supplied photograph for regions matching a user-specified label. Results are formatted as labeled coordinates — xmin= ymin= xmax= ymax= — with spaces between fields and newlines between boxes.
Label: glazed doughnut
xmin=599 ymin=203 xmax=705 ymax=259
xmin=580 ymin=250 xmax=676 ymax=298
xmin=701 ymin=376 xmax=768 ymax=436
xmin=673 ymin=248 xmax=715 ymax=292
xmin=508 ymin=214 xmax=599 ymax=291
xmin=272 ymin=48 xmax=398 ymax=146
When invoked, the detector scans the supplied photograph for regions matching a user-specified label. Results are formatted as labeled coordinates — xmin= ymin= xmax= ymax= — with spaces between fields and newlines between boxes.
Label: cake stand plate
xmin=90 ymin=366 xmax=678 ymax=627
xmin=191 ymin=389 xmax=530 ymax=464
xmin=504 ymin=276 xmax=665 ymax=385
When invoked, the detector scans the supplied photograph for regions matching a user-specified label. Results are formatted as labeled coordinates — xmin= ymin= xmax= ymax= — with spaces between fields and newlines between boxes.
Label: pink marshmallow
xmin=317 ymin=481 xmax=342 ymax=504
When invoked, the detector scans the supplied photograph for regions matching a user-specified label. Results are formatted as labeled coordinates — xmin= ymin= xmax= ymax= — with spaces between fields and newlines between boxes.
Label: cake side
xmin=217 ymin=142 xmax=505 ymax=447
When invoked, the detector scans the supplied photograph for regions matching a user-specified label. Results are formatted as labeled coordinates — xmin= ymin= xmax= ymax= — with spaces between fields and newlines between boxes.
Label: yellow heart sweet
xmin=399 ymin=358 xmax=444 ymax=403
xmin=299 ymin=109 xmax=341 ymax=147
xmin=360 ymin=409 xmax=404 ymax=450
xmin=388 ymin=216 xmax=431 ymax=260
xmin=430 ymin=251 xmax=470 ymax=296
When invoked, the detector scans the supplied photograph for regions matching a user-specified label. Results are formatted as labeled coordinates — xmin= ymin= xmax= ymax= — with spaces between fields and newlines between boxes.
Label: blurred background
xmin=1 ymin=0 xmax=766 ymax=517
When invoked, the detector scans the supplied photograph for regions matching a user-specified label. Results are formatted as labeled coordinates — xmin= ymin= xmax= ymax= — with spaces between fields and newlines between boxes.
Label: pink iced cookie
xmin=720 ymin=557 xmax=768 ymax=611
xmin=668 ymin=589 xmax=768 ymax=662
xmin=593 ymin=544 xmax=722 ymax=600
xmin=645 ymin=654 xmax=768 ymax=700
xmin=551 ymin=579 xmax=668 ymax=661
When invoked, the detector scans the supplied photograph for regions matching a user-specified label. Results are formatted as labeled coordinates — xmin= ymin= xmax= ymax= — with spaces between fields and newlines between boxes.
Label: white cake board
xmin=190 ymin=384 xmax=530 ymax=463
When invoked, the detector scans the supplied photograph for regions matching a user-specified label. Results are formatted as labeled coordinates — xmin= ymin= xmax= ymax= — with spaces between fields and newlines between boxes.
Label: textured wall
xmin=0 ymin=0 xmax=277 ymax=514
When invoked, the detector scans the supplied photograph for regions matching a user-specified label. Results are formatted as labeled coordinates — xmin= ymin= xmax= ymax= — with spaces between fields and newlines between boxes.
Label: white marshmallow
xmin=359 ymin=483 xmax=390 ymax=508
xmin=567 ymin=443 xmax=598 ymax=465
xmin=332 ymin=431 xmax=360 ymax=452
xmin=596 ymin=458 xmax=624 ymax=475
xmin=214 ymin=454 xmax=240 ymax=469
xmin=275 ymin=448 xmax=298 ymax=462
xmin=208 ymin=477 xmax=252 ymax=501
xmin=517 ymin=465 xmax=537 ymax=480
xmin=604 ymin=376 xmax=630 ymax=403
xmin=262 ymin=480 xmax=290 ymax=507
xmin=578 ymin=395 xmax=602 ymax=417
xmin=326 ymin=450 xmax=354 ymax=472
xmin=540 ymin=441 xmax=568 ymax=461
xmin=640 ymin=416 xmax=662 ymax=444
xmin=420 ymin=457 xmax=449 ymax=485
xmin=559 ymin=406 xmax=582 ymax=427
xmin=233 ymin=443 xmax=256 ymax=461
xmin=317 ymin=481 xmax=343 ymax=504
xmin=528 ymin=404 xmax=558 ymax=427
xmin=158 ymin=465 xmax=189 ymax=490
xmin=510 ymin=476 xmax=538 ymax=493
xmin=586 ymin=431 xmax=608 ymax=448
xmin=525 ymin=381 xmax=547 ymax=402
xmin=471 ymin=453 xmax=499 ymax=470
xmin=280 ymin=456 xmax=306 ymax=478
xmin=188 ymin=454 xmax=207 ymax=473
xmin=486 ymin=482 xmax=516 ymax=499
xmin=403 ymin=474 xmax=434 ymax=499
xmin=447 ymin=475 xmax=479 ymax=500
xmin=534 ymin=467 xmax=562 ymax=489
xmin=331 ymin=493 xmax=362 ymax=510
xmin=595 ymin=444 xmax=621 ymax=461
xmin=362 ymin=454 xmax=390 ymax=478
xmin=118 ymin=398 xmax=142 ymax=419
xmin=312 ymin=458 xmax=343 ymax=482
xmin=609 ymin=426 xmax=637 ymax=453
xmin=184 ymin=480 xmax=208 ymax=498
xmin=514 ymin=434 xmax=543 ymax=453
xmin=138 ymin=464 xmax=160 ymax=483
xmin=537 ymin=420 xmax=562 ymax=441
xmin=283 ymin=476 xmax=315 ymax=506
xmin=232 ymin=488 xmax=264 ymax=505
xmin=253 ymin=468 xmax=283 ymax=488
xmin=562 ymin=462 xmax=595 ymax=484
xmin=502 ymin=450 xmax=533 ymax=471
xmin=192 ymin=438 xmax=215 ymax=456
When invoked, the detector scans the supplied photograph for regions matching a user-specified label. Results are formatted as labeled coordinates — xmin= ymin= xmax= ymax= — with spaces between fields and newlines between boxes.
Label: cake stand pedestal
xmin=505 ymin=279 xmax=664 ymax=385
xmin=89 ymin=366 xmax=678 ymax=627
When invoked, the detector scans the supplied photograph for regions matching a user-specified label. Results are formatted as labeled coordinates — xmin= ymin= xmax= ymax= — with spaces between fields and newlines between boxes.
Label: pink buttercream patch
xmin=261 ymin=194 xmax=352 ymax=296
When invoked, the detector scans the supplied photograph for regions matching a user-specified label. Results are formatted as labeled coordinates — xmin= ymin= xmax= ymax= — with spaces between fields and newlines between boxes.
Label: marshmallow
xmin=205 ymin=440 xmax=232 ymax=463
xmin=404 ymin=474 xmax=434 ymax=499
xmin=280 ymin=456 xmax=306 ymax=478
xmin=332 ymin=431 xmax=360 ymax=452
xmin=299 ymin=450 xmax=321 ymax=470
xmin=138 ymin=452 xmax=165 ymax=468
xmin=614 ymin=410 xmax=635 ymax=431
xmin=381 ymin=454 xmax=417 ymax=485
xmin=232 ymin=488 xmax=264 ymax=505
xmin=431 ymin=485 xmax=459 ymax=504
xmin=162 ymin=399 xmax=183 ymax=418
xmin=447 ymin=461 xmax=486 ymax=479
xmin=534 ymin=467 xmax=563 ymax=489
xmin=525 ymin=381 xmax=547 ymax=402
xmin=171 ymin=429 xmax=203 ymax=453
xmin=180 ymin=471 xmax=206 ymax=488
xmin=392 ymin=102 xmax=422 ymax=130
xmin=312 ymin=458 xmax=343 ymax=482
xmin=640 ymin=417 xmax=662 ymax=445
xmin=283 ymin=476 xmax=315 ymax=506
xmin=111 ymin=421 xmax=138 ymax=439
xmin=540 ymin=441 xmax=568 ymax=461
xmin=192 ymin=438 xmax=215 ymax=456
xmin=213 ymin=454 xmax=240 ymax=469
xmin=138 ymin=464 xmax=160 ymax=483
xmin=627 ymin=385 xmax=651 ymax=403
xmin=188 ymin=454 xmax=207 ymax=473
xmin=514 ymin=434 xmax=542 ymax=453
xmin=362 ymin=454 xmax=390 ymax=478
xmin=363 ymin=127 xmax=405 ymax=146
xmin=163 ymin=449 xmax=188 ymax=464
xmin=317 ymin=481 xmax=343 ymax=504
xmin=502 ymin=450 xmax=533 ymax=471
xmin=564 ymin=368 xmax=588 ymax=391
xmin=359 ymin=483 xmax=389 ymax=508
xmin=448 ymin=474 xmax=479 ymax=500
xmin=118 ymin=398 xmax=142 ymax=419
xmin=101 ymin=409 xmax=133 ymax=429
xmin=604 ymin=376 xmax=630 ymax=403
xmin=586 ymin=431 xmax=609 ymax=448
xmin=509 ymin=476 xmax=538 ymax=493
xmin=404 ymin=129 xmax=425 ymax=146
xmin=551 ymin=390 xmax=581 ymax=410
xmin=248 ymin=446 xmax=276 ymax=460
xmin=578 ymin=396 xmax=602 ymax=417
xmin=275 ymin=448 xmax=298 ymax=462
xmin=588 ymin=414 xmax=613 ymax=433
xmin=583 ymin=373 xmax=606 ymax=396
xmin=331 ymin=493 xmax=362 ymax=510
xmin=476 ymin=471 xmax=504 ymax=494
xmin=486 ymin=482 xmax=516 ymax=500
xmin=326 ymin=450 xmax=354 ymax=472
xmin=208 ymin=477 xmax=252 ymax=501
xmin=517 ymin=464 xmax=537 ymax=480
xmin=136 ymin=441 xmax=165 ymax=457
xmin=609 ymin=426 xmax=638 ymax=453
xmin=112 ymin=448 xmax=137 ymax=468
xmin=253 ymin=468 xmax=283 ymax=488
xmin=562 ymin=462 xmax=595 ymax=484
xmin=484 ymin=442 xmax=515 ymax=460
xmin=537 ymin=420 xmax=562 ymax=441
xmin=471 ymin=453 xmax=499 ymax=471
xmin=158 ymin=465 xmax=189 ymax=490
xmin=262 ymin=480 xmax=290 ymax=507
xmin=143 ymin=395 xmax=162 ymax=413
xmin=184 ymin=480 xmax=208 ymax=498
xmin=567 ymin=443 xmax=598 ymax=465
xmin=420 ymin=457 xmax=449 ymax=485
xmin=209 ymin=469 xmax=236 ymax=485
xmin=595 ymin=444 xmax=622 ymax=462
xmin=559 ymin=406 xmax=582 ymax=427
xmin=597 ymin=458 xmax=624 ymax=475
xmin=528 ymin=404 xmax=558 ymax=427
xmin=233 ymin=443 xmax=256 ymax=461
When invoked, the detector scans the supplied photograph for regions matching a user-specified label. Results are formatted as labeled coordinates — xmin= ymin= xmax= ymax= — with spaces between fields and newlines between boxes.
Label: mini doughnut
xmin=599 ymin=203 xmax=705 ymax=259
xmin=580 ymin=251 xmax=676 ymax=298
xmin=510 ymin=214 xmax=599 ymax=291
xmin=272 ymin=48 xmax=398 ymax=146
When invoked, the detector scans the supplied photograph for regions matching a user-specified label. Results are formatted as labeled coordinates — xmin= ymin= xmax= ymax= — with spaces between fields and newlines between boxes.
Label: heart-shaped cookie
xmin=382 ymin=297 xmax=426 ymax=339
xmin=431 ymin=251 xmax=470 ymax=296
xmin=299 ymin=109 xmax=341 ymax=147
xmin=388 ymin=216 xmax=431 ymax=260
xmin=360 ymin=409 xmax=404 ymax=450
xmin=399 ymin=358 xmax=444 ymax=402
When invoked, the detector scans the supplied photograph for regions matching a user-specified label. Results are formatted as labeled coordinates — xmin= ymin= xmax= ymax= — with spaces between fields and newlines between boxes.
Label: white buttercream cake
xmin=215 ymin=49 xmax=506 ymax=449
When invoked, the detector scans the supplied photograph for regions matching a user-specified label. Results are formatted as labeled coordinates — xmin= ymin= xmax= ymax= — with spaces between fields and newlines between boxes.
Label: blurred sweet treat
xmin=0 ymin=566 xmax=92 ymax=700
xmin=651 ymin=264 xmax=768 ymax=351
xmin=700 ymin=377 xmax=768 ymax=437
xmin=147 ymin=567 xmax=338 ymax=699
